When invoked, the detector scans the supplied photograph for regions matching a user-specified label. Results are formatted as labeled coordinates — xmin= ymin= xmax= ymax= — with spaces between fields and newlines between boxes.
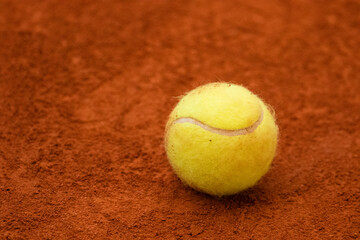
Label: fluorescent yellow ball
xmin=165 ymin=82 xmax=279 ymax=196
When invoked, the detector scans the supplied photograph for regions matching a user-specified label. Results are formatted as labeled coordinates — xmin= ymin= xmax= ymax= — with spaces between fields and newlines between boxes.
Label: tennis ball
xmin=165 ymin=82 xmax=278 ymax=196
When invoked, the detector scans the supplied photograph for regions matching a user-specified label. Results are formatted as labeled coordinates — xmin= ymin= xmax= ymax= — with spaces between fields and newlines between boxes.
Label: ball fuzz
xmin=165 ymin=82 xmax=279 ymax=196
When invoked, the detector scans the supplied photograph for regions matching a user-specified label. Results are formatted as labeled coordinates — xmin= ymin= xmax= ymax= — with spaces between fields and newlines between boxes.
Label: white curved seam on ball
xmin=172 ymin=108 xmax=264 ymax=136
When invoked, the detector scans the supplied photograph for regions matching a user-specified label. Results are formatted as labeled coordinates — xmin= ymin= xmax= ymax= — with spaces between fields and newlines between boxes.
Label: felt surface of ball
xmin=165 ymin=82 xmax=279 ymax=196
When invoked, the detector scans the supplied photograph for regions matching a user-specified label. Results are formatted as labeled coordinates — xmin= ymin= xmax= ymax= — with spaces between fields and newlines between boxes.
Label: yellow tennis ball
xmin=165 ymin=82 xmax=279 ymax=196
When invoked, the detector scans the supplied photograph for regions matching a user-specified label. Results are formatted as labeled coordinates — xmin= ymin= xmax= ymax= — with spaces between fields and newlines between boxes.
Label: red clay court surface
xmin=0 ymin=1 xmax=359 ymax=239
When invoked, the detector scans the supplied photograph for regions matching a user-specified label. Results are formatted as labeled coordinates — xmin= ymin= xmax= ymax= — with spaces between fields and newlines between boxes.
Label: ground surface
xmin=0 ymin=0 xmax=359 ymax=239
